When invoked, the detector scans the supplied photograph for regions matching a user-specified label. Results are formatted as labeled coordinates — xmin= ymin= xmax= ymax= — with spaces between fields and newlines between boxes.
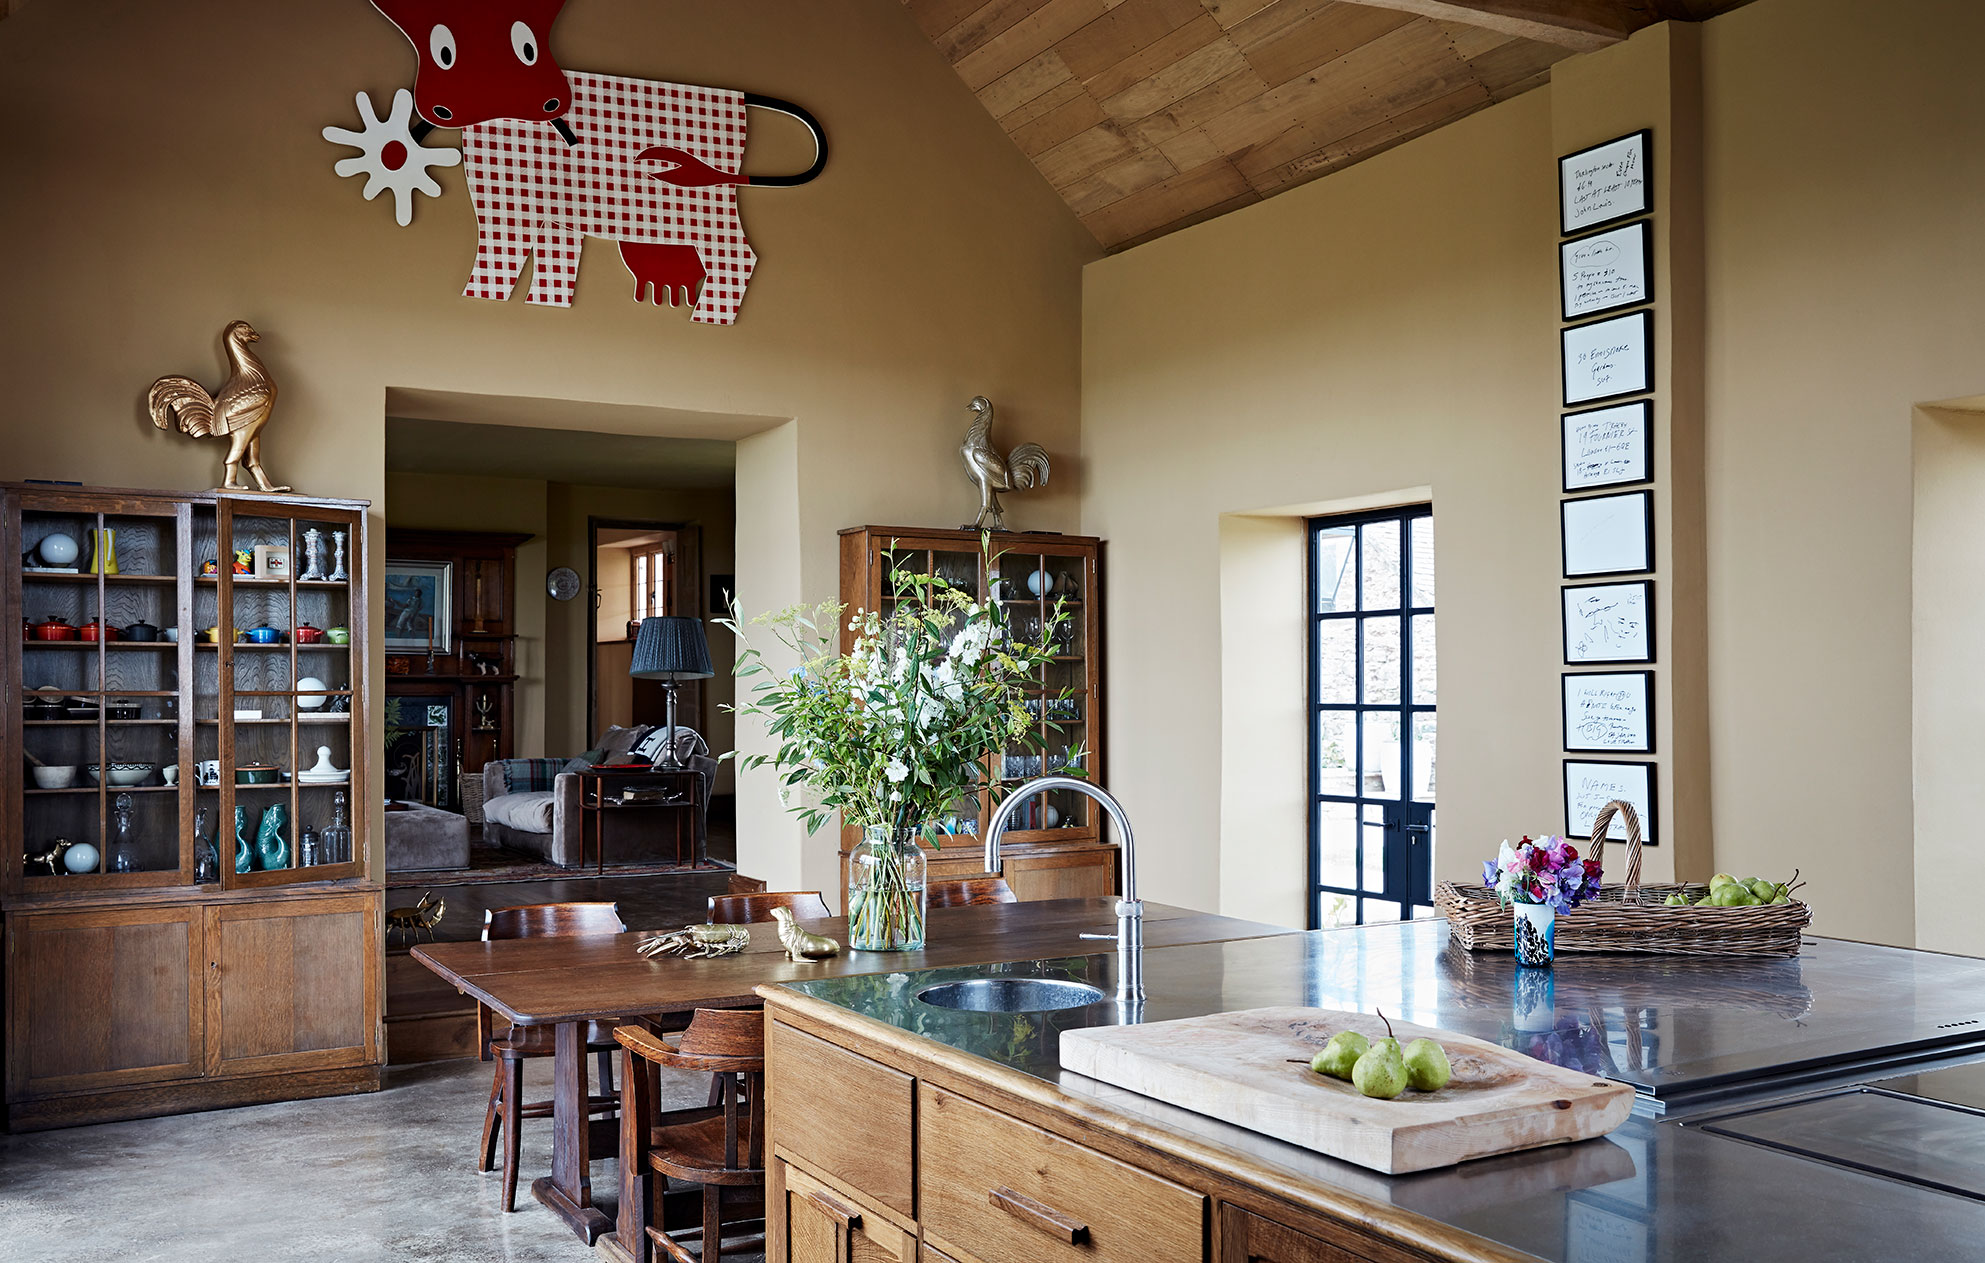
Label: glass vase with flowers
xmin=725 ymin=551 xmax=1078 ymax=951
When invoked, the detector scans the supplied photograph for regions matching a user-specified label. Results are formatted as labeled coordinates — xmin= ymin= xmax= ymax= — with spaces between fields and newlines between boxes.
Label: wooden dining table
xmin=413 ymin=897 xmax=1295 ymax=1249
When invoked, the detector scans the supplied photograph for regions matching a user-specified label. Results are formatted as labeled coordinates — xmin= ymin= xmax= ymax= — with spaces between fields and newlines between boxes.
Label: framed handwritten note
xmin=1563 ymin=310 xmax=1652 ymax=406
xmin=1563 ymin=580 xmax=1653 ymax=665
xmin=1561 ymin=220 xmax=1651 ymax=320
xmin=1560 ymin=130 xmax=1650 ymax=235
xmin=1563 ymin=671 xmax=1653 ymax=753
xmin=1563 ymin=400 xmax=1652 ymax=492
xmin=1562 ymin=490 xmax=1652 ymax=578
xmin=1565 ymin=760 xmax=1656 ymax=844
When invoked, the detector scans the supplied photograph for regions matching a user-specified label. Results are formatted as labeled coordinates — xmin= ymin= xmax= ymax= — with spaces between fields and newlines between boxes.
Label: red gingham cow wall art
xmin=322 ymin=0 xmax=827 ymax=325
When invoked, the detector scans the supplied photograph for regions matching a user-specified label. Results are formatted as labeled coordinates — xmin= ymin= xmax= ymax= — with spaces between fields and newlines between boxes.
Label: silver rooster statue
xmin=960 ymin=396 xmax=1049 ymax=532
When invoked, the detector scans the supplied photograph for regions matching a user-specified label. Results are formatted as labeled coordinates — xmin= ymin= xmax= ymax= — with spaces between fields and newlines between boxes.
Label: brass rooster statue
xmin=960 ymin=396 xmax=1049 ymax=532
xmin=147 ymin=321 xmax=290 ymax=493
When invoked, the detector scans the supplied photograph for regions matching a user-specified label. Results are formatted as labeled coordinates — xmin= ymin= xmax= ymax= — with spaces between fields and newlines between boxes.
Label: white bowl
xmin=86 ymin=763 xmax=155 ymax=786
xmin=32 ymin=766 xmax=76 ymax=789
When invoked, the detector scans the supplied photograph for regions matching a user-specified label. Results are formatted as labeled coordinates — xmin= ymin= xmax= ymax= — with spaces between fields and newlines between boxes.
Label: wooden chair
xmin=617 ymin=1010 xmax=767 ymax=1263
xmin=706 ymin=890 xmax=831 ymax=924
xmin=477 ymin=900 xmax=626 ymax=1212
xmin=926 ymin=875 xmax=1017 ymax=908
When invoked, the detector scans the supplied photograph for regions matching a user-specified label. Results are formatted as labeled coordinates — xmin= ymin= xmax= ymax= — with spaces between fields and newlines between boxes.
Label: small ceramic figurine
xmin=256 ymin=803 xmax=290 ymax=871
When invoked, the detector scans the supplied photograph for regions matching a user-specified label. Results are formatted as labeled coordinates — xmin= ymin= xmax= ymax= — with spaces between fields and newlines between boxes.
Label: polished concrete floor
xmin=0 ymin=1057 xmax=756 ymax=1262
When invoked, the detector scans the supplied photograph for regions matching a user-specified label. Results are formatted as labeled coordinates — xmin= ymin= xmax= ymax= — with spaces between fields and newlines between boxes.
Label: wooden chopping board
xmin=1059 ymin=1007 xmax=1634 ymax=1174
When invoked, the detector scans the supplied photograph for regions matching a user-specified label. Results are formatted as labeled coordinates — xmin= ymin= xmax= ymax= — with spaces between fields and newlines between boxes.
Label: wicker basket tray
xmin=458 ymin=773 xmax=486 ymax=828
xmin=1435 ymin=800 xmax=1812 ymax=957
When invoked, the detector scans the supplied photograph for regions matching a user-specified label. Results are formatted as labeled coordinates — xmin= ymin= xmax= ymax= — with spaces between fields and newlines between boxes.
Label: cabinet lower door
xmin=1220 ymin=1205 xmax=1376 ymax=1263
xmin=779 ymin=1160 xmax=914 ymax=1263
xmin=5 ymin=906 xmax=205 ymax=1101
xmin=205 ymin=894 xmax=379 ymax=1076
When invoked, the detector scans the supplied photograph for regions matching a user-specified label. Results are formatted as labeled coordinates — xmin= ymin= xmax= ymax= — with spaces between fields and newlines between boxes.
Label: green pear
xmin=1744 ymin=878 xmax=1778 ymax=902
xmin=1709 ymin=872 xmax=1740 ymax=892
xmin=1402 ymin=1038 xmax=1453 ymax=1091
xmin=1352 ymin=1045 xmax=1408 ymax=1099
xmin=1665 ymin=893 xmax=1688 ymax=906
xmin=1310 ymin=1031 xmax=1369 ymax=1081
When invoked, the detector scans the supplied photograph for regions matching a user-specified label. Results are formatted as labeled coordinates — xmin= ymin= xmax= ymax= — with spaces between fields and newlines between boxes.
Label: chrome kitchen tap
xmin=986 ymin=776 xmax=1145 ymax=1015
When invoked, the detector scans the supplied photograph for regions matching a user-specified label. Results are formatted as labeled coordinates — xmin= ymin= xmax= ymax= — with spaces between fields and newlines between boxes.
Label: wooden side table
xmin=574 ymin=766 xmax=705 ymax=873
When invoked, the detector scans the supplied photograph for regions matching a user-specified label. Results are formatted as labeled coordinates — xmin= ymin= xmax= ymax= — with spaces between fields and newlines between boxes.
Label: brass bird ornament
xmin=770 ymin=906 xmax=841 ymax=961
xmin=148 ymin=320 xmax=290 ymax=493
xmin=960 ymin=396 xmax=1049 ymax=532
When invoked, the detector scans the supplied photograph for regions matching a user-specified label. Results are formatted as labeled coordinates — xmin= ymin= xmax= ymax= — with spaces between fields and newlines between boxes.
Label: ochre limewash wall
xmin=0 ymin=0 xmax=1096 ymax=893
xmin=1085 ymin=0 xmax=1985 ymax=948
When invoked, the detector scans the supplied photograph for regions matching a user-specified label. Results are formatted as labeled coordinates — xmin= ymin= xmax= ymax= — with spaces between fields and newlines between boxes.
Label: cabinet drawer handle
xmin=798 ymin=1187 xmax=862 ymax=1232
xmin=989 ymin=1186 xmax=1089 ymax=1245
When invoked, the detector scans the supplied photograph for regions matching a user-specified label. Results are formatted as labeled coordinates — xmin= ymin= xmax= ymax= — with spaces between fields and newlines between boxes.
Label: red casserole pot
xmin=294 ymin=623 xmax=325 ymax=645
xmin=79 ymin=619 xmax=118 ymax=642
xmin=31 ymin=617 xmax=77 ymax=641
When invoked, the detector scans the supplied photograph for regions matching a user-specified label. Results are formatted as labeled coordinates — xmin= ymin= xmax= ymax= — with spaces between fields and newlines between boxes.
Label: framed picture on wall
xmin=1563 ymin=580 xmax=1654 ymax=665
xmin=1563 ymin=670 xmax=1655 ymax=753
xmin=383 ymin=559 xmax=453 ymax=653
xmin=1561 ymin=219 xmax=1652 ymax=320
xmin=1559 ymin=129 xmax=1651 ymax=235
xmin=1563 ymin=399 xmax=1653 ymax=492
xmin=1562 ymin=310 xmax=1653 ymax=406
xmin=1562 ymin=489 xmax=1653 ymax=578
xmin=1565 ymin=759 xmax=1657 ymax=844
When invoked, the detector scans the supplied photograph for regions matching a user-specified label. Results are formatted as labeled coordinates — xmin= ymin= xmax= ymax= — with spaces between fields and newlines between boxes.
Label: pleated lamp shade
xmin=629 ymin=616 xmax=714 ymax=681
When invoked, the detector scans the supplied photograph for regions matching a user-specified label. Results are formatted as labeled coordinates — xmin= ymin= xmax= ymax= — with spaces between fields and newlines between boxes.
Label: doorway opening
xmin=1308 ymin=503 xmax=1436 ymax=929
xmin=589 ymin=519 xmax=703 ymax=739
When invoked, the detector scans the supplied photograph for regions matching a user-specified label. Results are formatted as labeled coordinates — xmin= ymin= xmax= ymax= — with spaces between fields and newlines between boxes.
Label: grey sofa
xmin=480 ymin=725 xmax=718 ymax=867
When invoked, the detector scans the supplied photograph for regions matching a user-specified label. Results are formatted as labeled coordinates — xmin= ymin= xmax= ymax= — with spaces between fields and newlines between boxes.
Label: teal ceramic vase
xmin=256 ymin=803 xmax=290 ymax=871
xmin=233 ymin=806 xmax=252 ymax=874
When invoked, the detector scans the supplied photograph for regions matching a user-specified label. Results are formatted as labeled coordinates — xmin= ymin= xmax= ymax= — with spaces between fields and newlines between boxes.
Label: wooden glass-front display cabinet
xmin=838 ymin=526 xmax=1115 ymax=901
xmin=2 ymin=484 xmax=380 ymax=1131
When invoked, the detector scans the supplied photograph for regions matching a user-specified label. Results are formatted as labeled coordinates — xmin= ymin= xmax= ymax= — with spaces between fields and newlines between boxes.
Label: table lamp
xmin=629 ymin=616 xmax=714 ymax=770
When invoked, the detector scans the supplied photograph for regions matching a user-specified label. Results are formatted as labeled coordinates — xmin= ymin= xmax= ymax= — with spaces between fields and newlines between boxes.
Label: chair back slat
xmin=483 ymin=901 xmax=625 ymax=941
xmin=926 ymin=876 xmax=1017 ymax=908
xmin=707 ymin=890 xmax=831 ymax=925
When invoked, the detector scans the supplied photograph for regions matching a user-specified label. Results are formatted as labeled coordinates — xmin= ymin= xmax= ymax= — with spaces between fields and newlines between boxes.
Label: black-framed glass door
xmin=1308 ymin=504 xmax=1436 ymax=929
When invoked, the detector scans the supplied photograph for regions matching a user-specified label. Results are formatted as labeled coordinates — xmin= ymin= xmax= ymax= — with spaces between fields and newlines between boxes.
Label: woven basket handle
xmin=1589 ymin=799 xmax=1643 ymax=892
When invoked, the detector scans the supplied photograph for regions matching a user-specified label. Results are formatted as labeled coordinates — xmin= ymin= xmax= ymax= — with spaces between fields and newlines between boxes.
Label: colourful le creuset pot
xmin=31 ymin=617 xmax=77 ymax=641
xmin=325 ymin=626 xmax=350 ymax=645
xmin=236 ymin=765 xmax=281 ymax=785
xmin=294 ymin=623 xmax=324 ymax=644
xmin=245 ymin=626 xmax=283 ymax=645
xmin=122 ymin=620 xmax=159 ymax=642
xmin=79 ymin=619 xmax=118 ymax=642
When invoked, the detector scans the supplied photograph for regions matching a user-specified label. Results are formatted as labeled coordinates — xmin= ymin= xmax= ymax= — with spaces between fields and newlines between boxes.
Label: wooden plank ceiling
xmin=906 ymin=0 xmax=1752 ymax=250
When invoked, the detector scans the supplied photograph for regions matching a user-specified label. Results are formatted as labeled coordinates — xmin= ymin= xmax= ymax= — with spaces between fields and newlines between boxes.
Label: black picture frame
xmin=1559 ymin=128 xmax=1652 ymax=236
xmin=1565 ymin=758 xmax=1658 ymax=846
xmin=1562 ymin=670 xmax=1655 ymax=754
xmin=1562 ymin=399 xmax=1654 ymax=493
xmin=1562 ymin=309 xmax=1653 ymax=407
xmin=1560 ymin=219 xmax=1653 ymax=321
xmin=1562 ymin=489 xmax=1654 ymax=579
xmin=1562 ymin=579 xmax=1655 ymax=666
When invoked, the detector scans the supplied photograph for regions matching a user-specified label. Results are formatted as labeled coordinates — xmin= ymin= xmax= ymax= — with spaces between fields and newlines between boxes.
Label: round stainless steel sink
xmin=914 ymin=977 xmax=1105 ymax=1013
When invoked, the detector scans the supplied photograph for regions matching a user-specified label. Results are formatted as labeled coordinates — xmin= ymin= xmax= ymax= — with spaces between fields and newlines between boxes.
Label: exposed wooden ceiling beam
xmin=1330 ymin=1 xmax=1650 ymax=52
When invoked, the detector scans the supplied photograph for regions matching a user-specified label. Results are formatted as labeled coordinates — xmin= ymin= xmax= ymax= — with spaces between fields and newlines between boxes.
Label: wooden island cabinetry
xmin=3 ymin=484 xmax=381 ymax=1131
xmin=760 ymin=991 xmax=1482 ymax=1263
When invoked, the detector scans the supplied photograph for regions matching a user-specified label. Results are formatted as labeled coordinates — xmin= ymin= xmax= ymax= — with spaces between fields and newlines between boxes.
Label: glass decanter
xmin=322 ymin=791 xmax=353 ymax=866
xmin=111 ymin=792 xmax=137 ymax=873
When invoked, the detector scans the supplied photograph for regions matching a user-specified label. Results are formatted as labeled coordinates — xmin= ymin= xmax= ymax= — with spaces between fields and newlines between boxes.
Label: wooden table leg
xmin=531 ymin=1019 xmax=614 ymax=1244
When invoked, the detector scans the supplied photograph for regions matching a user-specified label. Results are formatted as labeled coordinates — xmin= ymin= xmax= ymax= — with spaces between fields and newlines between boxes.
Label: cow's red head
xmin=370 ymin=0 xmax=570 ymax=130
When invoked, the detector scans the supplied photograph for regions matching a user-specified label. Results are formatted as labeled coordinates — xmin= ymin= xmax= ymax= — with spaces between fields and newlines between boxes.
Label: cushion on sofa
xmin=483 ymin=790 xmax=556 ymax=835
xmin=631 ymin=725 xmax=710 ymax=764
xmin=597 ymin=725 xmax=653 ymax=763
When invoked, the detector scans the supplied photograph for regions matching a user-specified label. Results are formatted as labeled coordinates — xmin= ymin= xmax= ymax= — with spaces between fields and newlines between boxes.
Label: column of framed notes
xmin=1557 ymin=130 xmax=1658 ymax=848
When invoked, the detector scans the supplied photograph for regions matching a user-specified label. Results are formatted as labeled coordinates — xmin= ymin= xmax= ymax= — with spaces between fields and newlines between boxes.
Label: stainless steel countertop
xmin=780 ymin=920 xmax=1985 ymax=1263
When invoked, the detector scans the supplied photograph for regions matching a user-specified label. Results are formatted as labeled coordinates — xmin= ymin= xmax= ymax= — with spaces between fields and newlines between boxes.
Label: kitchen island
xmin=757 ymin=921 xmax=1985 ymax=1263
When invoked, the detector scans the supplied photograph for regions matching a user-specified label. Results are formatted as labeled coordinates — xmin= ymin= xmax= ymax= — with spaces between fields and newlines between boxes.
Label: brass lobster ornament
xmin=638 ymin=924 xmax=751 ymax=959
xmin=147 ymin=321 xmax=291 ymax=493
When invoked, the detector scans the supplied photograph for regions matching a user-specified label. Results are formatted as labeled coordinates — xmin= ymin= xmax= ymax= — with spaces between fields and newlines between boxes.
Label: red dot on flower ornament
xmin=382 ymin=140 xmax=410 ymax=171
